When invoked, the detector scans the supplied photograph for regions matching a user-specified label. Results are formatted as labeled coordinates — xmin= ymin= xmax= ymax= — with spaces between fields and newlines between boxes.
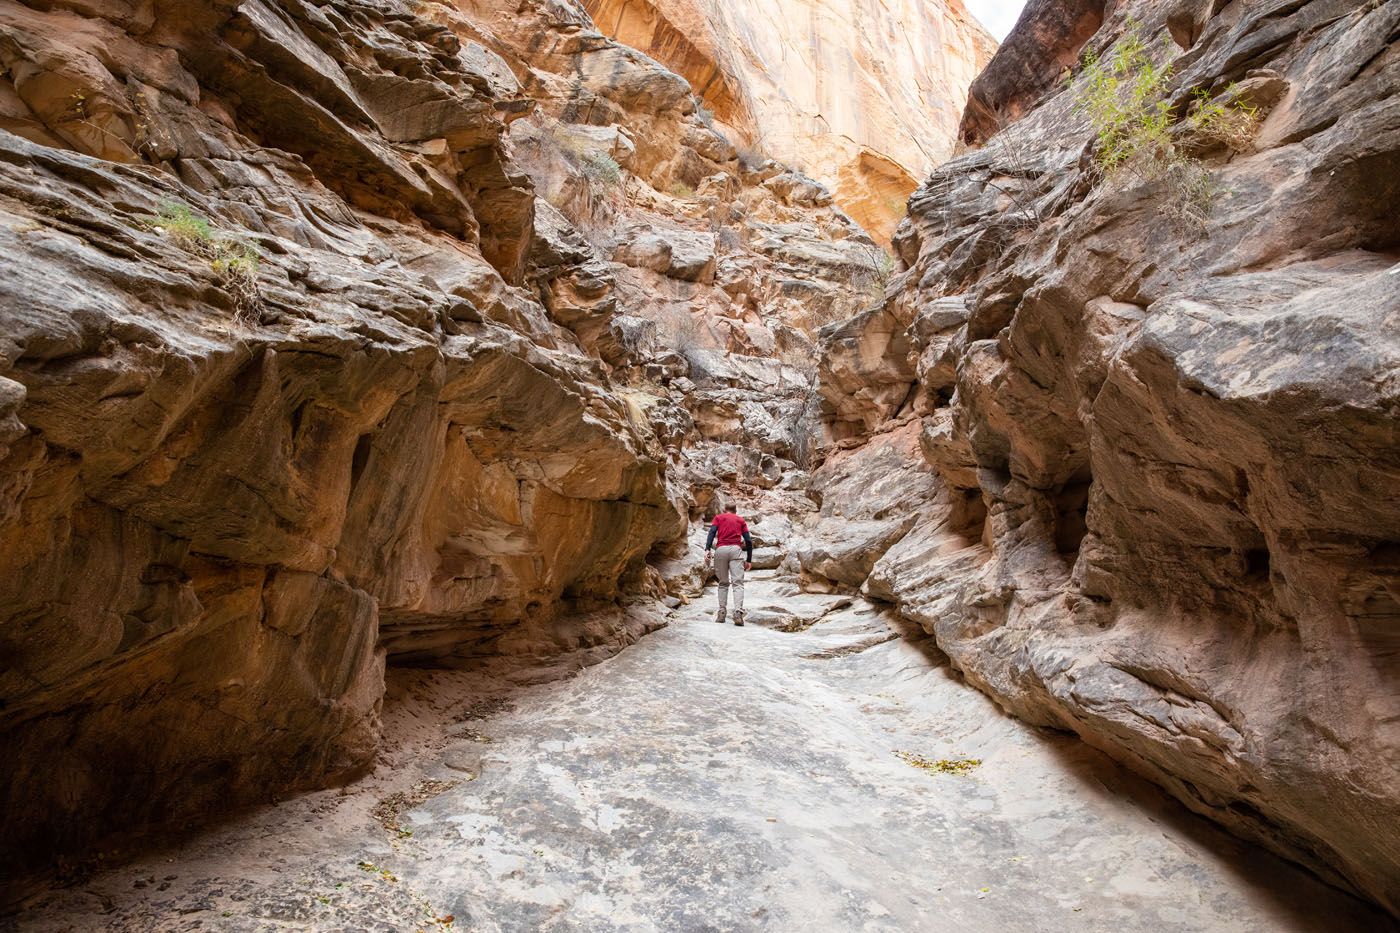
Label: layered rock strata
xmin=806 ymin=0 xmax=1400 ymax=914
xmin=581 ymin=0 xmax=997 ymax=241
xmin=0 ymin=0 xmax=884 ymax=887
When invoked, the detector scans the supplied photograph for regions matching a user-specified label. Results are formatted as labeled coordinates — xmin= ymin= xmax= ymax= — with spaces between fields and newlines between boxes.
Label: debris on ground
xmin=371 ymin=780 xmax=461 ymax=837
xmin=894 ymin=750 xmax=982 ymax=775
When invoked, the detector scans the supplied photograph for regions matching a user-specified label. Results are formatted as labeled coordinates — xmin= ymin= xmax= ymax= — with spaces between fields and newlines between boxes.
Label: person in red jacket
xmin=704 ymin=503 xmax=754 ymax=626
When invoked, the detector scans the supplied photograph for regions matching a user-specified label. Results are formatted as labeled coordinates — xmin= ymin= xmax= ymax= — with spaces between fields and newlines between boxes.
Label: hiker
xmin=704 ymin=503 xmax=753 ymax=626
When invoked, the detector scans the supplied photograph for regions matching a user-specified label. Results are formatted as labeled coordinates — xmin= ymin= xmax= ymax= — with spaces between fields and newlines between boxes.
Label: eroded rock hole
xmin=349 ymin=432 xmax=373 ymax=488
xmin=1053 ymin=471 xmax=1092 ymax=557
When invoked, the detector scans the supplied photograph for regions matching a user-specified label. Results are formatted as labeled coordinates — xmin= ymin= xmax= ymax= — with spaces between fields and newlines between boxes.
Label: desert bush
xmin=1188 ymin=85 xmax=1260 ymax=152
xmin=538 ymin=123 xmax=625 ymax=190
xmin=580 ymin=150 xmax=622 ymax=186
xmin=657 ymin=306 xmax=706 ymax=372
xmin=1157 ymin=160 xmax=1220 ymax=236
xmin=735 ymin=142 xmax=767 ymax=171
xmin=849 ymin=241 xmax=896 ymax=306
xmin=783 ymin=389 xmax=823 ymax=470
xmin=668 ymin=181 xmax=695 ymax=199
xmin=209 ymin=239 xmax=261 ymax=314
xmin=1071 ymin=24 xmax=1259 ymax=234
xmin=980 ymin=106 xmax=1046 ymax=227
xmin=1074 ymin=28 xmax=1176 ymax=174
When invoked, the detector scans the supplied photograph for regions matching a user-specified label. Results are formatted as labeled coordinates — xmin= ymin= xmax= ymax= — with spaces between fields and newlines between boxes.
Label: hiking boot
xmin=714 ymin=609 xmax=726 ymax=624
xmin=733 ymin=610 xmax=745 ymax=627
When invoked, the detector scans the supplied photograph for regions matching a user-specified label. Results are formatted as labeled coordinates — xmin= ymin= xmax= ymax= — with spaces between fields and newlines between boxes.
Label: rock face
xmin=809 ymin=0 xmax=1400 ymax=914
xmin=581 ymin=0 xmax=997 ymax=241
xmin=4 ymin=0 xmax=1396 ymax=918
xmin=957 ymin=0 xmax=1105 ymax=146
xmin=0 ymin=0 xmax=884 ymax=889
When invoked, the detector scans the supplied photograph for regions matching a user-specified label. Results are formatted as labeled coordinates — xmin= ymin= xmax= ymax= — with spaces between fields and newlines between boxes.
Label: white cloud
xmin=965 ymin=0 xmax=1027 ymax=41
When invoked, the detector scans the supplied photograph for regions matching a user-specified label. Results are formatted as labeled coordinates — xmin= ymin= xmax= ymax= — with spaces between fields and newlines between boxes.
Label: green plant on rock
xmin=1073 ymin=27 xmax=1176 ymax=175
xmin=542 ymin=123 xmax=625 ymax=189
xmin=1187 ymin=84 xmax=1261 ymax=152
xmin=152 ymin=200 xmax=215 ymax=250
xmin=895 ymin=750 xmax=982 ymax=775
xmin=209 ymin=238 xmax=261 ymax=313
xmin=1071 ymin=24 xmax=1260 ymax=235
xmin=143 ymin=201 xmax=261 ymax=317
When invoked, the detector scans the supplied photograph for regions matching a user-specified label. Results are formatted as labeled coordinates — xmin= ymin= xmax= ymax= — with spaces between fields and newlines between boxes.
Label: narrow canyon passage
xmin=12 ymin=575 xmax=1388 ymax=932
xmin=0 ymin=0 xmax=1396 ymax=922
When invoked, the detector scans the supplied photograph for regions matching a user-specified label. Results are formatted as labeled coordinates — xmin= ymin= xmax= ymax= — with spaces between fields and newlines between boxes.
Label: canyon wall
xmin=581 ymin=0 xmax=997 ymax=241
xmin=808 ymin=0 xmax=1400 ymax=914
xmin=0 ymin=0 xmax=882 ymax=887
xmin=3 ymin=0 xmax=1397 ymax=917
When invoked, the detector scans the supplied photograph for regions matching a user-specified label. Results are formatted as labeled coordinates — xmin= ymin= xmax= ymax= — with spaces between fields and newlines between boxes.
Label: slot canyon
xmin=0 ymin=0 xmax=1396 ymax=928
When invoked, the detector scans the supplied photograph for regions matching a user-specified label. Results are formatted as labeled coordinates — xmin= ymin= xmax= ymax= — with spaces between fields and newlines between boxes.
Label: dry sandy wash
xmin=8 ymin=574 xmax=1391 ymax=932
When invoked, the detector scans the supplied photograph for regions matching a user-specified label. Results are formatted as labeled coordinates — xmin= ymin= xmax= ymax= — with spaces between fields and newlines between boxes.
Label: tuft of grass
xmin=153 ymin=201 xmax=215 ymax=249
xmin=668 ymin=181 xmax=695 ymax=199
xmin=142 ymin=200 xmax=261 ymax=317
xmin=895 ymin=750 xmax=982 ymax=775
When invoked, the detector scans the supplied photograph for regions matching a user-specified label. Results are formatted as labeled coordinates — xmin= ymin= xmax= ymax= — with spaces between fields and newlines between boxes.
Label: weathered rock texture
xmin=0 ymin=0 xmax=884 ymax=889
xmin=808 ymin=0 xmax=1400 ymax=915
xmin=581 ymin=0 xmax=997 ymax=241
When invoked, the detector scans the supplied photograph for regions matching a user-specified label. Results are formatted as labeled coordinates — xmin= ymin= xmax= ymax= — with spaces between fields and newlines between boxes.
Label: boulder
xmin=613 ymin=223 xmax=717 ymax=283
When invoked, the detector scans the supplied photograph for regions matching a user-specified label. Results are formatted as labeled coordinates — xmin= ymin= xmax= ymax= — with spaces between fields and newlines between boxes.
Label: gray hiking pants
xmin=714 ymin=544 xmax=745 ymax=613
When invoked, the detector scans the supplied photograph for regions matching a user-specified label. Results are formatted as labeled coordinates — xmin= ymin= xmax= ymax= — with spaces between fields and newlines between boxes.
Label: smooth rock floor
xmin=9 ymin=574 xmax=1394 ymax=931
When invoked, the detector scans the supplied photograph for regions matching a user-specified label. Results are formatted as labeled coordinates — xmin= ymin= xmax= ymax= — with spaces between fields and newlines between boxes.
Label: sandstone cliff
xmin=809 ymin=0 xmax=1400 ymax=913
xmin=581 ymin=0 xmax=998 ymax=242
xmin=0 ymin=0 xmax=883 ymax=887
xmin=3 ymin=0 xmax=1397 ymax=919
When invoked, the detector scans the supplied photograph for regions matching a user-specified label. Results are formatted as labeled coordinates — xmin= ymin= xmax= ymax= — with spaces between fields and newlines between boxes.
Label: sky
xmin=964 ymin=0 xmax=1027 ymax=41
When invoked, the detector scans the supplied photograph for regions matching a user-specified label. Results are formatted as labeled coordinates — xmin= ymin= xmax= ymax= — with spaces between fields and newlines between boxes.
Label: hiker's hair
xmin=724 ymin=503 xmax=738 ymax=513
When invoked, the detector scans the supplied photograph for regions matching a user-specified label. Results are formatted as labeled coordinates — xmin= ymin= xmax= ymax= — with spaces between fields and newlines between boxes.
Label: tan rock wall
xmin=0 ymin=0 xmax=670 ymax=885
xmin=581 ymin=0 xmax=997 ymax=241
xmin=0 ymin=0 xmax=894 ymax=891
